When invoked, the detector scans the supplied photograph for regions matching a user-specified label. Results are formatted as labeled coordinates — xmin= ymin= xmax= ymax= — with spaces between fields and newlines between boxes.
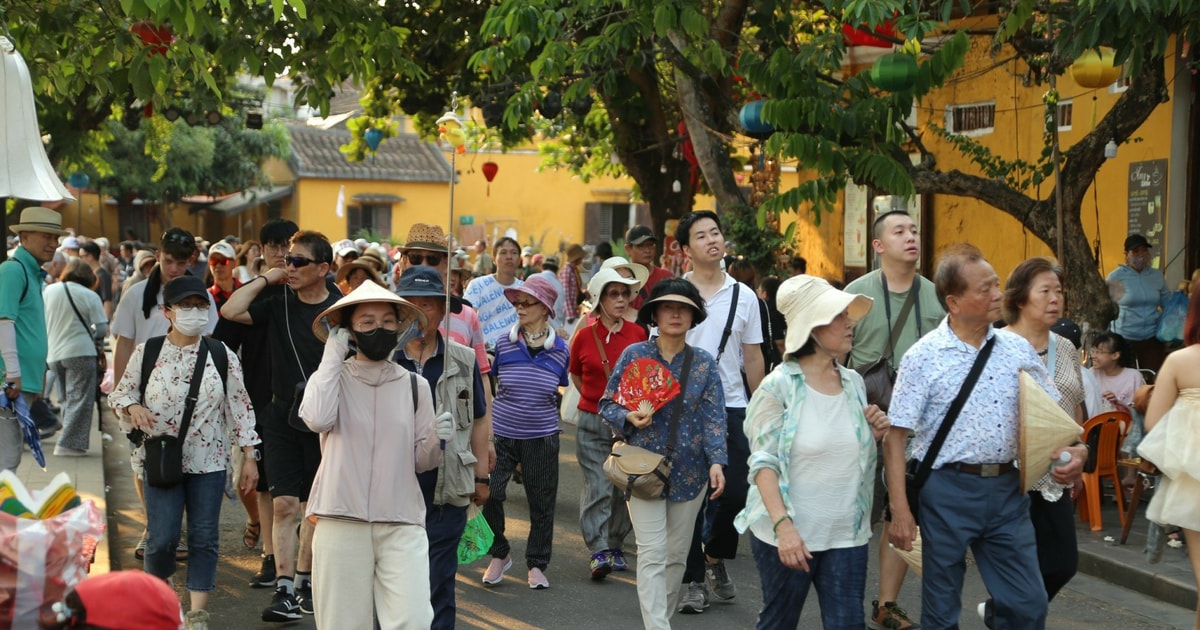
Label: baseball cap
xmin=1124 ymin=234 xmax=1151 ymax=251
xmin=208 ymin=241 xmax=237 ymax=260
xmin=162 ymin=276 xmax=208 ymax=306
xmin=61 ymin=236 xmax=80 ymax=249
xmin=625 ymin=225 xmax=656 ymax=245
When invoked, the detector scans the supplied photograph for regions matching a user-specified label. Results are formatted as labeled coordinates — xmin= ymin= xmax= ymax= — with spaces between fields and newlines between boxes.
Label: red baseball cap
xmin=74 ymin=571 xmax=183 ymax=629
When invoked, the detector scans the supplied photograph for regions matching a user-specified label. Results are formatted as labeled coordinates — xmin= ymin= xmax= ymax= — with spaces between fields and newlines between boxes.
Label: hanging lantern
xmin=482 ymin=161 xmax=499 ymax=196
xmin=870 ymin=53 xmax=918 ymax=92
xmin=738 ymin=101 xmax=774 ymax=138
xmin=842 ymin=21 xmax=895 ymax=48
xmin=364 ymin=128 xmax=383 ymax=151
xmin=570 ymin=95 xmax=593 ymax=117
xmin=1071 ymin=47 xmax=1122 ymax=89
xmin=537 ymin=91 xmax=563 ymax=119
xmin=129 ymin=21 xmax=173 ymax=56
xmin=68 ymin=172 xmax=90 ymax=189
xmin=0 ymin=37 xmax=72 ymax=203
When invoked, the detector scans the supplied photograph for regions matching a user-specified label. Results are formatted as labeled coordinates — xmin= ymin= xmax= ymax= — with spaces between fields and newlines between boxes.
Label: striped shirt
xmin=492 ymin=333 xmax=570 ymax=439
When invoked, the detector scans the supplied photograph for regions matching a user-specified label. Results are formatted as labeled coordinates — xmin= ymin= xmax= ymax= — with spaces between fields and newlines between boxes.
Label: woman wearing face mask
xmin=110 ymin=276 xmax=260 ymax=630
xmin=1106 ymin=234 xmax=1171 ymax=373
xmin=481 ymin=275 xmax=570 ymax=590
xmin=297 ymin=281 xmax=453 ymax=630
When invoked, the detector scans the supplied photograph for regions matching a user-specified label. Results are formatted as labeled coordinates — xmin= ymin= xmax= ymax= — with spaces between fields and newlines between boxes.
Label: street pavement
xmin=17 ymin=401 xmax=1184 ymax=629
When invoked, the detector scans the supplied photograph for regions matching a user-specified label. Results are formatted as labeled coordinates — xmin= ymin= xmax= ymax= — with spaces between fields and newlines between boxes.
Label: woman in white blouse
xmin=735 ymin=276 xmax=888 ymax=628
xmin=43 ymin=258 xmax=108 ymax=456
xmin=110 ymin=275 xmax=259 ymax=630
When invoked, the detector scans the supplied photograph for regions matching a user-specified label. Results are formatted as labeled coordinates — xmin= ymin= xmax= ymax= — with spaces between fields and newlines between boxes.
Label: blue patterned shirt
xmin=599 ymin=341 xmax=727 ymax=502
xmin=735 ymin=361 xmax=876 ymax=550
xmin=890 ymin=318 xmax=1058 ymax=467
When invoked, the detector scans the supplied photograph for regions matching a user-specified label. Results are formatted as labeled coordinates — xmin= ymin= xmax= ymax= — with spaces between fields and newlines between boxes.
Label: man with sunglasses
xmin=222 ymin=230 xmax=341 ymax=622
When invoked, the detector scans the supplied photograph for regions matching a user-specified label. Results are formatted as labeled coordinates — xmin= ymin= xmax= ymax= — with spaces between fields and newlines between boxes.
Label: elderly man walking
xmin=884 ymin=244 xmax=1083 ymax=629
xmin=1 ymin=207 xmax=68 ymax=470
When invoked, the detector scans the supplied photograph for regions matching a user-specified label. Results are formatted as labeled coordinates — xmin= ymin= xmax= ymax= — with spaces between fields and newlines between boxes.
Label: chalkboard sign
xmin=1128 ymin=159 xmax=1167 ymax=268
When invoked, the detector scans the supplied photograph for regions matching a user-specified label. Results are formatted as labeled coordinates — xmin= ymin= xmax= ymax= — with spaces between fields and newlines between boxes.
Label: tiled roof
xmin=287 ymin=125 xmax=452 ymax=183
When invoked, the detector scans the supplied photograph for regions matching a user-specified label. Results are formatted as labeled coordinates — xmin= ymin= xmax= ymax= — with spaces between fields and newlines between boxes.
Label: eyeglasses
xmin=170 ymin=305 xmax=207 ymax=313
xmin=161 ymin=230 xmax=195 ymax=248
xmin=263 ymin=242 xmax=288 ymax=254
xmin=511 ymin=300 xmax=540 ymax=309
xmin=209 ymin=257 xmax=232 ymax=267
xmin=353 ymin=320 xmax=400 ymax=333
xmin=285 ymin=255 xmax=316 ymax=268
xmin=603 ymin=288 xmax=632 ymax=300
xmin=407 ymin=252 xmax=443 ymax=267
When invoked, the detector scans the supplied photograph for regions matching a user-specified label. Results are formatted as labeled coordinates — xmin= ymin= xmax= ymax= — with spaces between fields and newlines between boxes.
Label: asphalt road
xmin=101 ymin=410 xmax=1196 ymax=629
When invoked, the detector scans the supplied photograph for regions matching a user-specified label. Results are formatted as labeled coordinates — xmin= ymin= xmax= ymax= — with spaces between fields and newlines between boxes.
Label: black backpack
xmin=139 ymin=336 xmax=229 ymax=397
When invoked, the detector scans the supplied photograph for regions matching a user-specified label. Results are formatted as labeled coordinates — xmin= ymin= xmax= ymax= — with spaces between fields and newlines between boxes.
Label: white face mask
xmin=172 ymin=308 xmax=209 ymax=336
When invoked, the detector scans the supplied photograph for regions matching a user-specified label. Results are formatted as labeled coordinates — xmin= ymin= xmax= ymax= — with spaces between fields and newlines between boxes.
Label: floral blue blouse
xmin=599 ymin=341 xmax=727 ymax=502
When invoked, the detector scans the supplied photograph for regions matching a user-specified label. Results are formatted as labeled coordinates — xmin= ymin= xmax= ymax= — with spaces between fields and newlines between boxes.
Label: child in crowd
xmin=1088 ymin=332 xmax=1147 ymax=415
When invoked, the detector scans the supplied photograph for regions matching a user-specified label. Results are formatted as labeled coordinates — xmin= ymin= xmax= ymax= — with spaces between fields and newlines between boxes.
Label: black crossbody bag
xmin=142 ymin=341 xmax=210 ymax=488
xmin=899 ymin=335 xmax=995 ymax=525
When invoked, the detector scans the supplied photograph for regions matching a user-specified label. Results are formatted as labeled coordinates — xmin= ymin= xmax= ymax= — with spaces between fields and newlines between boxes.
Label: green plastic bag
xmin=457 ymin=505 xmax=494 ymax=565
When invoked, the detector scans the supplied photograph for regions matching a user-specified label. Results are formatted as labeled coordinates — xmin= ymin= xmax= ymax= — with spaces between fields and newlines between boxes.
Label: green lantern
xmin=870 ymin=53 xmax=918 ymax=92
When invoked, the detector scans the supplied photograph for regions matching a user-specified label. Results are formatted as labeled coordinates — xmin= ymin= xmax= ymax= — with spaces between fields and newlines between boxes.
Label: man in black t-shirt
xmin=222 ymin=230 xmax=340 ymax=622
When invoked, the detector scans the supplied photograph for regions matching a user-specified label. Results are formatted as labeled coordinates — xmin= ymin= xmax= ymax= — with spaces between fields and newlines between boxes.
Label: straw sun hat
xmin=401 ymin=223 xmax=449 ymax=252
xmin=1018 ymin=370 xmax=1084 ymax=492
xmin=311 ymin=281 xmax=426 ymax=342
xmin=776 ymin=275 xmax=873 ymax=354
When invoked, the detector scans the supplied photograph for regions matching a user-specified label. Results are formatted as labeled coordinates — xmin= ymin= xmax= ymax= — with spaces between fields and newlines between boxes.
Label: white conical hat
xmin=1019 ymin=371 xmax=1083 ymax=492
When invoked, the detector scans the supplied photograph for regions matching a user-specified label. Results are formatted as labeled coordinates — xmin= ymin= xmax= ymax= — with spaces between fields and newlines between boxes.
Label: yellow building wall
xmin=916 ymin=36 xmax=1177 ymax=280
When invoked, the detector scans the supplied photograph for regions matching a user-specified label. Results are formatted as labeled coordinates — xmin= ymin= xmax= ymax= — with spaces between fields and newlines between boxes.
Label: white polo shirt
xmin=684 ymin=272 xmax=763 ymax=408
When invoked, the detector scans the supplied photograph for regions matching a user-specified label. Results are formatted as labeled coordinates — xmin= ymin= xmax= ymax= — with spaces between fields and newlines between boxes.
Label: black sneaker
xmin=261 ymin=586 xmax=302 ymax=622
xmin=296 ymin=584 xmax=314 ymax=615
xmin=249 ymin=554 xmax=276 ymax=588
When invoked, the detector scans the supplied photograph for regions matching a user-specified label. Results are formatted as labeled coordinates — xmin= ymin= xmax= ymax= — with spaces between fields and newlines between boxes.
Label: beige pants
xmin=311 ymin=518 xmax=433 ymax=630
xmin=627 ymin=492 xmax=705 ymax=630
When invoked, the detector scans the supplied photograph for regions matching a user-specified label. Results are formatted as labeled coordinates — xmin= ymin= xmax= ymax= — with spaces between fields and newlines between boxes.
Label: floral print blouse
xmin=599 ymin=340 xmax=727 ymax=502
xmin=111 ymin=337 xmax=259 ymax=475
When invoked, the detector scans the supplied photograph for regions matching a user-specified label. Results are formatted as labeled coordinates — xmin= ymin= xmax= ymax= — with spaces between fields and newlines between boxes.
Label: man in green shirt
xmin=1 ymin=207 xmax=68 ymax=470
xmin=845 ymin=210 xmax=944 ymax=630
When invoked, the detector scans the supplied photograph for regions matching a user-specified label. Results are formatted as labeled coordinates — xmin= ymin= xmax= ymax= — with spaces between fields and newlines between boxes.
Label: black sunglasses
xmin=161 ymin=230 xmax=195 ymax=248
xmin=407 ymin=252 xmax=443 ymax=266
xmin=285 ymin=255 xmax=317 ymax=268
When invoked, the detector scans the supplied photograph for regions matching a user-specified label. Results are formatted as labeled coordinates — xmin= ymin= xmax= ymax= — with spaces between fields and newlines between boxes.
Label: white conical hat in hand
xmin=1019 ymin=370 xmax=1084 ymax=492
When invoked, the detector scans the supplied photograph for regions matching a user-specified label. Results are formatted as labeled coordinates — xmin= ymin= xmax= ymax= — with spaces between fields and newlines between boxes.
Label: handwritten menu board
xmin=1128 ymin=159 xmax=1167 ymax=268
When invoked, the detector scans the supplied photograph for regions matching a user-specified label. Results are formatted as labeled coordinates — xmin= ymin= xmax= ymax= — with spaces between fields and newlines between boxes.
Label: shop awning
xmin=201 ymin=184 xmax=293 ymax=215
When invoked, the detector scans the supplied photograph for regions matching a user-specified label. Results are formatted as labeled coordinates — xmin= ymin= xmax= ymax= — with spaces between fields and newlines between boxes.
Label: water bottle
xmin=1035 ymin=451 xmax=1072 ymax=501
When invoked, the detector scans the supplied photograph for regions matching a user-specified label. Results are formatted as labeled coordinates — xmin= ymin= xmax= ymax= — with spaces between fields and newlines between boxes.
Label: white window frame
xmin=1057 ymin=99 xmax=1073 ymax=132
xmin=944 ymin=101 xmax=996 ymax=137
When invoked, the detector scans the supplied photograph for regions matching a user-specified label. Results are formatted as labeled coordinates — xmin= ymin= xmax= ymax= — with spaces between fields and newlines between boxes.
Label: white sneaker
xmin=977 ymin=601 xmax=988 ymax=622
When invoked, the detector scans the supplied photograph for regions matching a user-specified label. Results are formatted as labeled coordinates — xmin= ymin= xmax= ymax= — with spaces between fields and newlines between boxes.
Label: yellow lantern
xmin=1070 ymin=47 xmax=1122 ymax=89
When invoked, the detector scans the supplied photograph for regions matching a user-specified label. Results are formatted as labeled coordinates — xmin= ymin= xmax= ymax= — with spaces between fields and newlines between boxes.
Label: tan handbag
xmin=603 ymin=347 xmax=692 ymax=500
xmin=604 ymin=442 xmax=673 ymax=500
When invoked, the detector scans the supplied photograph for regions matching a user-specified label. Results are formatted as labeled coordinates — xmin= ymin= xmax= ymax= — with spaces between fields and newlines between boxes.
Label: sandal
xmin=134 ymin=536 xmax=147 ymax=561
xmin=243 ymin=521 xmax=262 ymax=549
xmin=176 ymin=540 xmax=189 ymax=561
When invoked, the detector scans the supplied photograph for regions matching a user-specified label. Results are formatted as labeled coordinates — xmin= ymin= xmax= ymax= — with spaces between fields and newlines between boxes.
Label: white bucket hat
xmin=588 ymin=266 xmax=641 ymax=301
xmin=777 ymin=275 xmax=873 ymax=354
xmin=599 ymin=255 xmax=649 ymax=288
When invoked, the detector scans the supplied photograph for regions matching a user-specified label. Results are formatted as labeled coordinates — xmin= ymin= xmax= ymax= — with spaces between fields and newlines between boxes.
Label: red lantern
xmin=482 ymin=161 xmax=499 ymax=196
xmin=130 ymin=21 xmax=174 ymax=57
xmin=842 ymin=21 xmax=895 ymax=48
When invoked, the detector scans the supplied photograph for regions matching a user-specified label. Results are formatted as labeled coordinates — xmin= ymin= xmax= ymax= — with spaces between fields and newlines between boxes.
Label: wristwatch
xmin=475 ymin=476 xmax=490 ymax=485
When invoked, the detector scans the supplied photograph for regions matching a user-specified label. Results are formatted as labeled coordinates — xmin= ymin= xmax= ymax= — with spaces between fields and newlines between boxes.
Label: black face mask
xmin=354 ymin=328 xmax=400 ymax=361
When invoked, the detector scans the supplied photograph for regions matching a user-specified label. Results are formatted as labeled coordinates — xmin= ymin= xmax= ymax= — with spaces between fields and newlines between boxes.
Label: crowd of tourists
xmin=3 ymin=203 xmax=1199 ymax=630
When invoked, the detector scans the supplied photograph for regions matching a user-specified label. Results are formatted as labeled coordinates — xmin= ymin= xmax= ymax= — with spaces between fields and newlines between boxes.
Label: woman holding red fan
xmin=599 ymin=278 xmax=727 ymax=630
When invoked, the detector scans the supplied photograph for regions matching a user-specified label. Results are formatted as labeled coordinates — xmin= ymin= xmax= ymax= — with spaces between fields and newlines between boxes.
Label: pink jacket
xmin=300 ymin=355 xmax=440 ymax=525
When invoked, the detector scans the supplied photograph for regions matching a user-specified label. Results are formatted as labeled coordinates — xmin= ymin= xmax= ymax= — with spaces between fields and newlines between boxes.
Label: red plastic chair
xmin=1076 ymin=411 xmax=1130 ymax=532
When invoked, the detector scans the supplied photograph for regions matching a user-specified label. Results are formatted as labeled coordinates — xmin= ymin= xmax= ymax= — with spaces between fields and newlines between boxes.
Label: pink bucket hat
xmin=504 ymin=276 xmax=559 ymax=318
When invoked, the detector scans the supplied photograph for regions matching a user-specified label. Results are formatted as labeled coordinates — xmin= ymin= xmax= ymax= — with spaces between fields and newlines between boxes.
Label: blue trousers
xmin=920 ymin=468 xmax=1047 ymax=630
xmin=143 ymin=470 xmax=225 ymax=591
xmin=426 ymin=503 xmax=468 ymax=630
xmin=751 ymin=537 xmax=867 ymax=629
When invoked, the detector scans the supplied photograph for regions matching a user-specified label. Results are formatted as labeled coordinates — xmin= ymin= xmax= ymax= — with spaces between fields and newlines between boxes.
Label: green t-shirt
xmin=845 ymin=269 xmax=945 ymax=371
xmin=0 ymin=247 xmax=49 ymax=394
